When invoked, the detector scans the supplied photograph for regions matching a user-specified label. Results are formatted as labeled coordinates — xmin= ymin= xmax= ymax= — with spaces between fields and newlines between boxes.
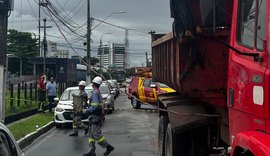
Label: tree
xmin=7 ymin=29 xmax=39 ymax=75
xmin=7 ymin=29 xmax=38 ymax=57
xmin=126 ymin=67 xmax=136 ymax=77
xmin=82 ymin=56 xmax=99 ymax=66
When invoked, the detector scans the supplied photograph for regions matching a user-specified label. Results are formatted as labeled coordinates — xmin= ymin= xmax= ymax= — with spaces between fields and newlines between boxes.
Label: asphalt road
xmin=23 ymin=89 xmax=159 ymax=156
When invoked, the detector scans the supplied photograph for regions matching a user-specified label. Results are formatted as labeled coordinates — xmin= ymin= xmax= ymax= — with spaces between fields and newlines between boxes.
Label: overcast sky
xmin=8 ymin=0 xmax=173 ymax=67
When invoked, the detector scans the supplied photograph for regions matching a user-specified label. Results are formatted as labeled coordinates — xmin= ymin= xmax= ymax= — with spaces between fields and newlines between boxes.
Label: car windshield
xmin=60 ymin=88 xmax=93 ymax=101
xmin=100 ymin=84 xmax=110 ymax=94
xmin=159 ymin=83 xmax=169 ymax=88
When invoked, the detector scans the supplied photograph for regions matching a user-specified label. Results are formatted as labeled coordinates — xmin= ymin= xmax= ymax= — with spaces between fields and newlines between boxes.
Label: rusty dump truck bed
xmin=151 ymin=31 xmax=230 ymax=107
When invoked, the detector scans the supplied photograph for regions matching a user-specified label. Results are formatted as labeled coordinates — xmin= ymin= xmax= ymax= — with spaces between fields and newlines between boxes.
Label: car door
xmin=137 ymin=77 xmax=146 ymax=102
xmin=143 ymin=79 xmax=156 ymax=104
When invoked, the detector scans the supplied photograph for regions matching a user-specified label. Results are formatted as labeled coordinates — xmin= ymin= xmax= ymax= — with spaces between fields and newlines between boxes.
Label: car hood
xmin=102 ymin=94 xmax=109 ymax=99
xmin=57 ymin=101 xmax=73 ymax=109
xmin=159 ymin=87 xmax=175 ymax=93
xmin=157 ymin=87 xmax=176 ymax=95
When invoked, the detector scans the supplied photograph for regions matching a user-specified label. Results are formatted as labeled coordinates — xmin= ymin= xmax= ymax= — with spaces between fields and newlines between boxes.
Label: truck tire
xmin=165 ymin=124 xmax=209 ymax=156
xmin=164 ymin=124 xmax=181 ymax=156
xmin=158 ymin=115 xmax=169 ymax=156
xmin=131 ymin=96 xmax=141 ymax=109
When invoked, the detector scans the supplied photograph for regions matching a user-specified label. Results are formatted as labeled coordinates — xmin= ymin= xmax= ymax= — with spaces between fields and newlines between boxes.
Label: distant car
xmin=54 ymin=86 xmax=93 ymax=128
xmin=0 ymin=123 xmax=24 ymax=156
xmin=106 ymin=80 xmax=120 ymax=98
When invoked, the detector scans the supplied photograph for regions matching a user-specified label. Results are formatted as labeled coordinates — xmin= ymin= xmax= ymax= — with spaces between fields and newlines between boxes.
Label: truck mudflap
xmin=231 ymin=131 xmax=270 ymax=156
xmin=167 ymin=104 xmax=218 ymax=133
xmin=158 ymin=93 xmax=219 ymax=133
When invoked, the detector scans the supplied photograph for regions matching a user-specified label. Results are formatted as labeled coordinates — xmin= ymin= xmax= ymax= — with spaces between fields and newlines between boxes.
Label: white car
xmin=54 ymin=86 xmax=93 ymax=128
xmin=106 ymin=80 xmax=120 ymax=98
xmin=0 ymin=122 xmax=24 ymax=156
xmin=87 ymin=82 xmax=115 ymax=114
xmin=100 ymin=82 xmax=115 ymax=114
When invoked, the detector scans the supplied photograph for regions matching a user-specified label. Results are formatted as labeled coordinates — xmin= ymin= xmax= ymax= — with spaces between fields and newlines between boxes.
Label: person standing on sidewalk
xmin=46 ymin=77 xmax=57 ymax=112
xmin=83 ymin=76 xmax=114 ymax=156
xmin=37 ymin=75 xmax=46 ymax=112
xmin=69 ymin=80 xmax=88 ymax=136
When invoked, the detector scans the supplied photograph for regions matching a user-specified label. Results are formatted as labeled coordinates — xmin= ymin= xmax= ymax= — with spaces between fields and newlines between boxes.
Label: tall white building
xmin=97 ymin=43 xmax=125 ymax=69
xmin=111 ymin=43 xmax=125 ymax=68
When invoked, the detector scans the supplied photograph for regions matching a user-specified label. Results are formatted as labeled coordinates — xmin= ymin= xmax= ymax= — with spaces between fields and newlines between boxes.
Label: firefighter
xmin=69 ymin=80 xmax=88 ymax=136
xmin=83 ymin=76 xmax=114 ymax=156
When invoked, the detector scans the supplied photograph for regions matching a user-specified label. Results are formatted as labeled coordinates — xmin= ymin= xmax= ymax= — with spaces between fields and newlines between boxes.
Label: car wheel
xmin=55 ymin=123 xmax=62 ymax=129
xmin=131 ymin=96 xmax=141 ymax=109
xmin=107 ymin=106 xmax=113 ymax=114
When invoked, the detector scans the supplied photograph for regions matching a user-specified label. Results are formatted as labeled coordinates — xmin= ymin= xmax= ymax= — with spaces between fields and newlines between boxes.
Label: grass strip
xmin=7 ymin=113 xmax=54 ymax=140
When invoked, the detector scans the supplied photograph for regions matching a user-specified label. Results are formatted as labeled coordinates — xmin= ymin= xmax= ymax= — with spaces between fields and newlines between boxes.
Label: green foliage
xmin=125 ymin=67 xmax=136 ymax=77
xmin=7 ymin=113 xmax=53 ymax=140
xmin=7 ymin=29 xmax=38 ymax=75
xmin=7 ymin=29 xmax=38 ymax=58
xmin=82 ymin=56 xmax=100 ymax=66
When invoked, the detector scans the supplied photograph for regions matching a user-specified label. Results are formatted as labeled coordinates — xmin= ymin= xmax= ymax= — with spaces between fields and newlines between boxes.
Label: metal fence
xmin=6 ymin=81 xmax=77 ymax=115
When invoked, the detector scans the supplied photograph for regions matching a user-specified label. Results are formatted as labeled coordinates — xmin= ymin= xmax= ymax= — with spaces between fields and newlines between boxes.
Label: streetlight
xmin=92 ymin=10 xmax=126 ymax=30
xmin=99 ymin=33 xmax=112 ymax=72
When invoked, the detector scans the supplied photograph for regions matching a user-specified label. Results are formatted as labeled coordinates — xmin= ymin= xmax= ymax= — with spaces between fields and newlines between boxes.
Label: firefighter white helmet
xmin=92 ymin=76 xmax=102 ymax=85
xmin=78 ymin=80 xmax=87 ymax=86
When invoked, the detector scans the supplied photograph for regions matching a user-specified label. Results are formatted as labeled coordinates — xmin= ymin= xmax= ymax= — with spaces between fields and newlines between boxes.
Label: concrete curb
xmin=17 ymin=121 xmax=55 ymax=150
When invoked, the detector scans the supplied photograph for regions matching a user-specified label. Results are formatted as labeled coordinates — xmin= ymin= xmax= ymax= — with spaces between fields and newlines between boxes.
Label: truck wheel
xmin=165 ymin=124 xmax=209 ymax=156
xmin=158 ymin=115 xmax=169 ymax=156
xmin=131 ymin=96 xmax=141 ymax=109
xmin=165 ymin=124 xmax=181 ymax=156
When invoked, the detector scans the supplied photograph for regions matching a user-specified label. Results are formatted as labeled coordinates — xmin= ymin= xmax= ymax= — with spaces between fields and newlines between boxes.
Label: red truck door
xmin=228 ymin=0 xmax=267 ymax=142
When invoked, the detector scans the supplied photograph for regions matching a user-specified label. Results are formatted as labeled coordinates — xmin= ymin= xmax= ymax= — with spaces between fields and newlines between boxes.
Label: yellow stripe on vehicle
xmin=137 ymin=77 xmax=146 ymax=101
xmin=159 ymin=88 xmax=175 ymax=93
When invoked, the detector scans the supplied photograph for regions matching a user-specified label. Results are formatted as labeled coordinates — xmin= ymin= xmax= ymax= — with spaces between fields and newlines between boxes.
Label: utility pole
xmin=86 ymin=0 xmax=91 ymax=83
xmin=38 ymin=1 xmax=47 ymax=57
xmin=39 ymin=18 xmax=52 ymax=76
xmin=38 ymin=0 xmax=41 ymax=57
xmin=124 ymin=30 xmax=129 ymax=69
xmin=145 ymin=52 xmax=149 ymax=67
xmin=99 ymin=40 xmax=102 ymax=73
xmin=0 ymin=0 xmax=12 ymax=123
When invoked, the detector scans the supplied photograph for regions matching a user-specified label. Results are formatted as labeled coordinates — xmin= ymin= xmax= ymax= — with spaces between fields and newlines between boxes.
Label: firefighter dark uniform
xmin=69 ymin=81 xmax=88 ymax=136
xmin=83 ymin=76 xmax=114 ymax=156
